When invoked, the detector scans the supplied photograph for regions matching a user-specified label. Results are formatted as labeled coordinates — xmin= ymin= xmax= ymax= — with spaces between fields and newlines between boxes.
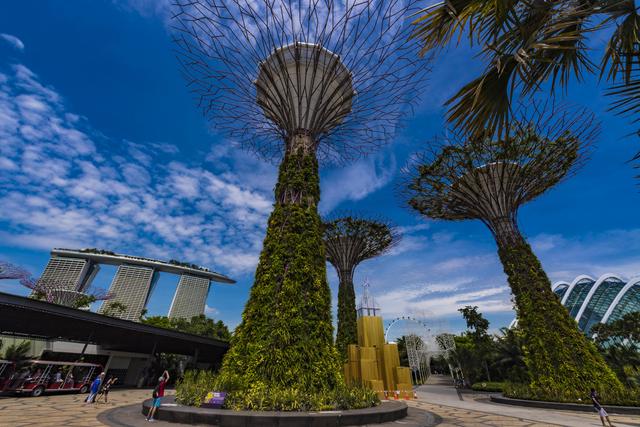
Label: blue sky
xmin=1 ymin=0 xmax=639 ymax=337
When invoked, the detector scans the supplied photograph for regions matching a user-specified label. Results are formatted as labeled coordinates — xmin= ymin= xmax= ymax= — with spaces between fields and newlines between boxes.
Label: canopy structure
xmin=0 ymin=292 xmax=229 ymax=362
xmin=256 ymin=42 xmax=354 ymax=137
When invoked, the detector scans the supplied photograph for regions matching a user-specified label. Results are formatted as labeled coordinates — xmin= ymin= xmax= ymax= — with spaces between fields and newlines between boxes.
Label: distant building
xmin=39 ymin=256 xmax=99 ymax=291
xmin=169 ymin=274 xmax=211 ymax=320
xmin=552 ymin=274 xmax=640 ymax=333
xmin=40 ymin=248 xmax=235 ymax=322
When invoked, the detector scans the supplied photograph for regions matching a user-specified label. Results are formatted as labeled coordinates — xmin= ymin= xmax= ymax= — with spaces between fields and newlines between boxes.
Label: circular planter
xmin=141 ymin=396 xmax=408 ymax=426
xmin=490 ymin=394 xmax=640 ymax=415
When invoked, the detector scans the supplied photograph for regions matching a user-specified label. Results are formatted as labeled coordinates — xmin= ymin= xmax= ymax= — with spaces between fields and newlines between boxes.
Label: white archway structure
xmin=601 ymin=276 xmax=640 ymax=324
xmin=574 ymin=273 xmax=623 ymax=326
xmin=560 ymin=274 xmax=595 ymax=305
xmin=552 ymin=281 xmax=570 ymax=298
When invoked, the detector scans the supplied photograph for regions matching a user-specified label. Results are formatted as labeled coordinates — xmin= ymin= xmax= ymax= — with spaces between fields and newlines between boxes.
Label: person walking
xmin=591 ymin=388 xmax=615 ymax=427
xmin=146 ymin=370 xmax=169 ymax=422
xmin=85 ymin=372 xmax=104 ymax=404
xmin=97 ymin=375 xmax=117 ymax=404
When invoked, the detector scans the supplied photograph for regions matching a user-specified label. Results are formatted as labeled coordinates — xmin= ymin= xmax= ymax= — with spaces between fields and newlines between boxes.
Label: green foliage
xmin=459 ymin=306 xmax=493 ymax=382
xmin=3 ymin=341 xmax=31 ymax=368
xmin=102 ymin=301 xmax=128 ymax=317
xmin=335 ymin=276 xmax=357 ymax=361
xmin=411 ymin=1 xmax=640 ymax=145
xmin=142 ymin=314 xmax=231 ymax=341
xmin=504 ymin=383 xmax=640 ymax=406
xmin=499 ymin=242 xmax=623 ymax=399
xmin=492 ymin=327 xmax=528 ymax=384
xmin=176 ymin=370 xmax=379 ymax=411
xmin=405 ymin=126 xmax=585 ymax=228
xmin=471 ymin=382 xmax=505 ymax=392
xmin=591 ymin=311 xmax=640 ymax=387
xmin=175 ymin=370 xmax=218 ymax=407
xmin=71 ymin=294 xmax=96 ymax=309
xmin=217 ymin=150 xmax=343 ymax=403
xmin=592 ymin=311 xmax=640 ymax=344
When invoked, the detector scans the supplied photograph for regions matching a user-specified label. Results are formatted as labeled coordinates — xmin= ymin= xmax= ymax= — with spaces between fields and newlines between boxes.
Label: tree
xmin=3 ymin=341 xmax=31 ymax=369
xmin=403 ymin=106 xmax=622 ymax=398
xmin=411 ymin=0 xmax=640 ymax=164
xmin=102 ymin=301 xmax=128 ymax=317
xmin=323 ymin=217 xmax=401 ymax=359
xmin=592 ymin=311 xmax=640 ymax=386
xmin=142 ymin=315 xmax=231 ymax=341
xmin=493 ymin=327 xmax=528 ymax=384
xmin=173 ymin=0 xmax=428 ymax=402
xmin=459 ymin=306 xmax=492 ymax=381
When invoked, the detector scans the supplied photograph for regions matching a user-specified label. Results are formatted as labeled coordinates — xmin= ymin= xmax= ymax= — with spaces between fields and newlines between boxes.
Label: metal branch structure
xmin=404 ymin=104 xmax=596 ymax=248
xmin=0 ymin=261 xmax=111 ymax=309
xmin=324 ymin=216 xmax=401 ymax=358
xmin=172 ymin=0 xmax=429 ymax=162
xmin=403 ymin=104 xmax=624 ymax=396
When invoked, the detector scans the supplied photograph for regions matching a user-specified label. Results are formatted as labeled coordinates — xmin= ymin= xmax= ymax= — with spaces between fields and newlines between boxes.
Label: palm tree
xmin=492 ymin=327 xmax=527 ymax=383
xmin=3 ymin=341 xmax=31 ymax=369
xmin=411 ymin=0 xmax=640 ymax=162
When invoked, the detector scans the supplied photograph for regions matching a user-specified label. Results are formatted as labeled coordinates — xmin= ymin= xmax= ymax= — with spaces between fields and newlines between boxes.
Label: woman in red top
xmin=146 ymin=370 xmax=169 ymax=422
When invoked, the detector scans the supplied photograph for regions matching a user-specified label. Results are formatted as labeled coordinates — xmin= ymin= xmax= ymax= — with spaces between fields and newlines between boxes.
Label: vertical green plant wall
xmin=219 ymin=150 xmax=341 ymax=393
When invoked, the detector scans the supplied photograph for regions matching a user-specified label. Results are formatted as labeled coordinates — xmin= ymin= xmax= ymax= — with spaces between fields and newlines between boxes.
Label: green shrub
xmin=471 ymin=382 xmax=505 ymax=392
xmin=175 ymin=370 xmax=379 ymax=411
xmin=175 ymin=370 xmax=218 ymax=407
xmin=504 ymin=383 xmax=640 ymax=406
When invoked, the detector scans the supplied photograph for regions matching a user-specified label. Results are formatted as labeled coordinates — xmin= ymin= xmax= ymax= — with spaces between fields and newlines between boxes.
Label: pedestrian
xmin=97 ymin=375 xmax=117 ymax=403
xmin=85 ymin=372 xmax=104 ymax=404
xmin=590 ymin=388 xmax=615 ymax=427
xmin=146 ymin=370 xmax=169 ymax=422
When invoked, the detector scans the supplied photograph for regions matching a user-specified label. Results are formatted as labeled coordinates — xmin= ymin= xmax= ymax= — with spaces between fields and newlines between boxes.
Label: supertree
xmin=323 ymin=216 xmax=400 ymax=359
xmin=172 ymin=0 xmax=428 ymax=400
xmin=0 ymin=261 xmax=112 ymax=309
xmin=402 ymin=105 xmax=623 ymax=398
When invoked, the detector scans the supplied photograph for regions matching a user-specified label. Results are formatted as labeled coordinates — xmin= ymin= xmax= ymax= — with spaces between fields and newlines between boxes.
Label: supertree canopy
xmin=323 ymin=216 xmax=401 ymax=359
xmin=172 ymin=0 xmax=427 ymax=407
xmin=0 ymin=261 xmax=112 ymax=309
xmin=403 ymin=105 xmax=623 ymax=398
xmin=173 ymin=0 xmax=429 ymax=162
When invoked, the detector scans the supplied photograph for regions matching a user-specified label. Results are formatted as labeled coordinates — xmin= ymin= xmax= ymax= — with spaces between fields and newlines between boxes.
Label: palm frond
xmin=445 ymin=56 xmax=518 ymax=136
xmin=411 ymin=0 xmax=499 ymax=55
xmin=601 ymin=1 xmax=640 ymax=84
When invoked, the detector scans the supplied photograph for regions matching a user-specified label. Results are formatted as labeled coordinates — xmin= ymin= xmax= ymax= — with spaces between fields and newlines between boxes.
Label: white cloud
xmin=0 ymin=62 xmax=273 ymax=275
xmin=0 ymin=34 xmax=24 ymax=51
xmin=320 ymin=153 xmax=396 ymax=212
xmin=113 ymin=0 xmax=172 ymax=22
xmin=204 ymin=304 xmax=219 ymax=317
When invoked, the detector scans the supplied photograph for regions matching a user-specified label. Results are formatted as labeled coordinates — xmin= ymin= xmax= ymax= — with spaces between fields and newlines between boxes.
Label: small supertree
xmin=403 ymin=105 xmax=623 ymax=398
xmin=0 ymin=261 xmax=112 ymax=309
xmin=323 ymin=216 xmax=400 ymax=359
xmin=172 ymin=0 xmax=428 ymax=401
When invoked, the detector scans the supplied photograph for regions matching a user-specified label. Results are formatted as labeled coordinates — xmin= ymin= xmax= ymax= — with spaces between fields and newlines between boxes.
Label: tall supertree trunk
xmin=220 ymin=134 xmax=341 ymax=391
xmin=491 ymin=218 xmax=622 ymax=396
xmin=336 ymin=267 xmax=357 ymax=361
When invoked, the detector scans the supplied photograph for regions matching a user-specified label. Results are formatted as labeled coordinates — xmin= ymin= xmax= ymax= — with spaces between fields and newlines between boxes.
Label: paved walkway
xmin=413 ymin=375 xmax=640 ymax=427
xmin=0 ymin=388 xmax=163 ymax=427
xmin=0 ymin=382 xmax=638 ymax=426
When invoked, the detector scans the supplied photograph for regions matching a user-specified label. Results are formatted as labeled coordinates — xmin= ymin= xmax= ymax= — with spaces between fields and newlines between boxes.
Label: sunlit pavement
xmin=412 ymin=375 xmax=640 ymax=427
xmin=1 ymin=384 xmax=638 ymax=427
xmin=0 ymin=388 xmax=170 ymax=427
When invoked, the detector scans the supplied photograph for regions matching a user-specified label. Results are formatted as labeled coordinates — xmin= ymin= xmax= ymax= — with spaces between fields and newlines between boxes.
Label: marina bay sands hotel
xmin=39 ymin=248 xmax=235 ymax=322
